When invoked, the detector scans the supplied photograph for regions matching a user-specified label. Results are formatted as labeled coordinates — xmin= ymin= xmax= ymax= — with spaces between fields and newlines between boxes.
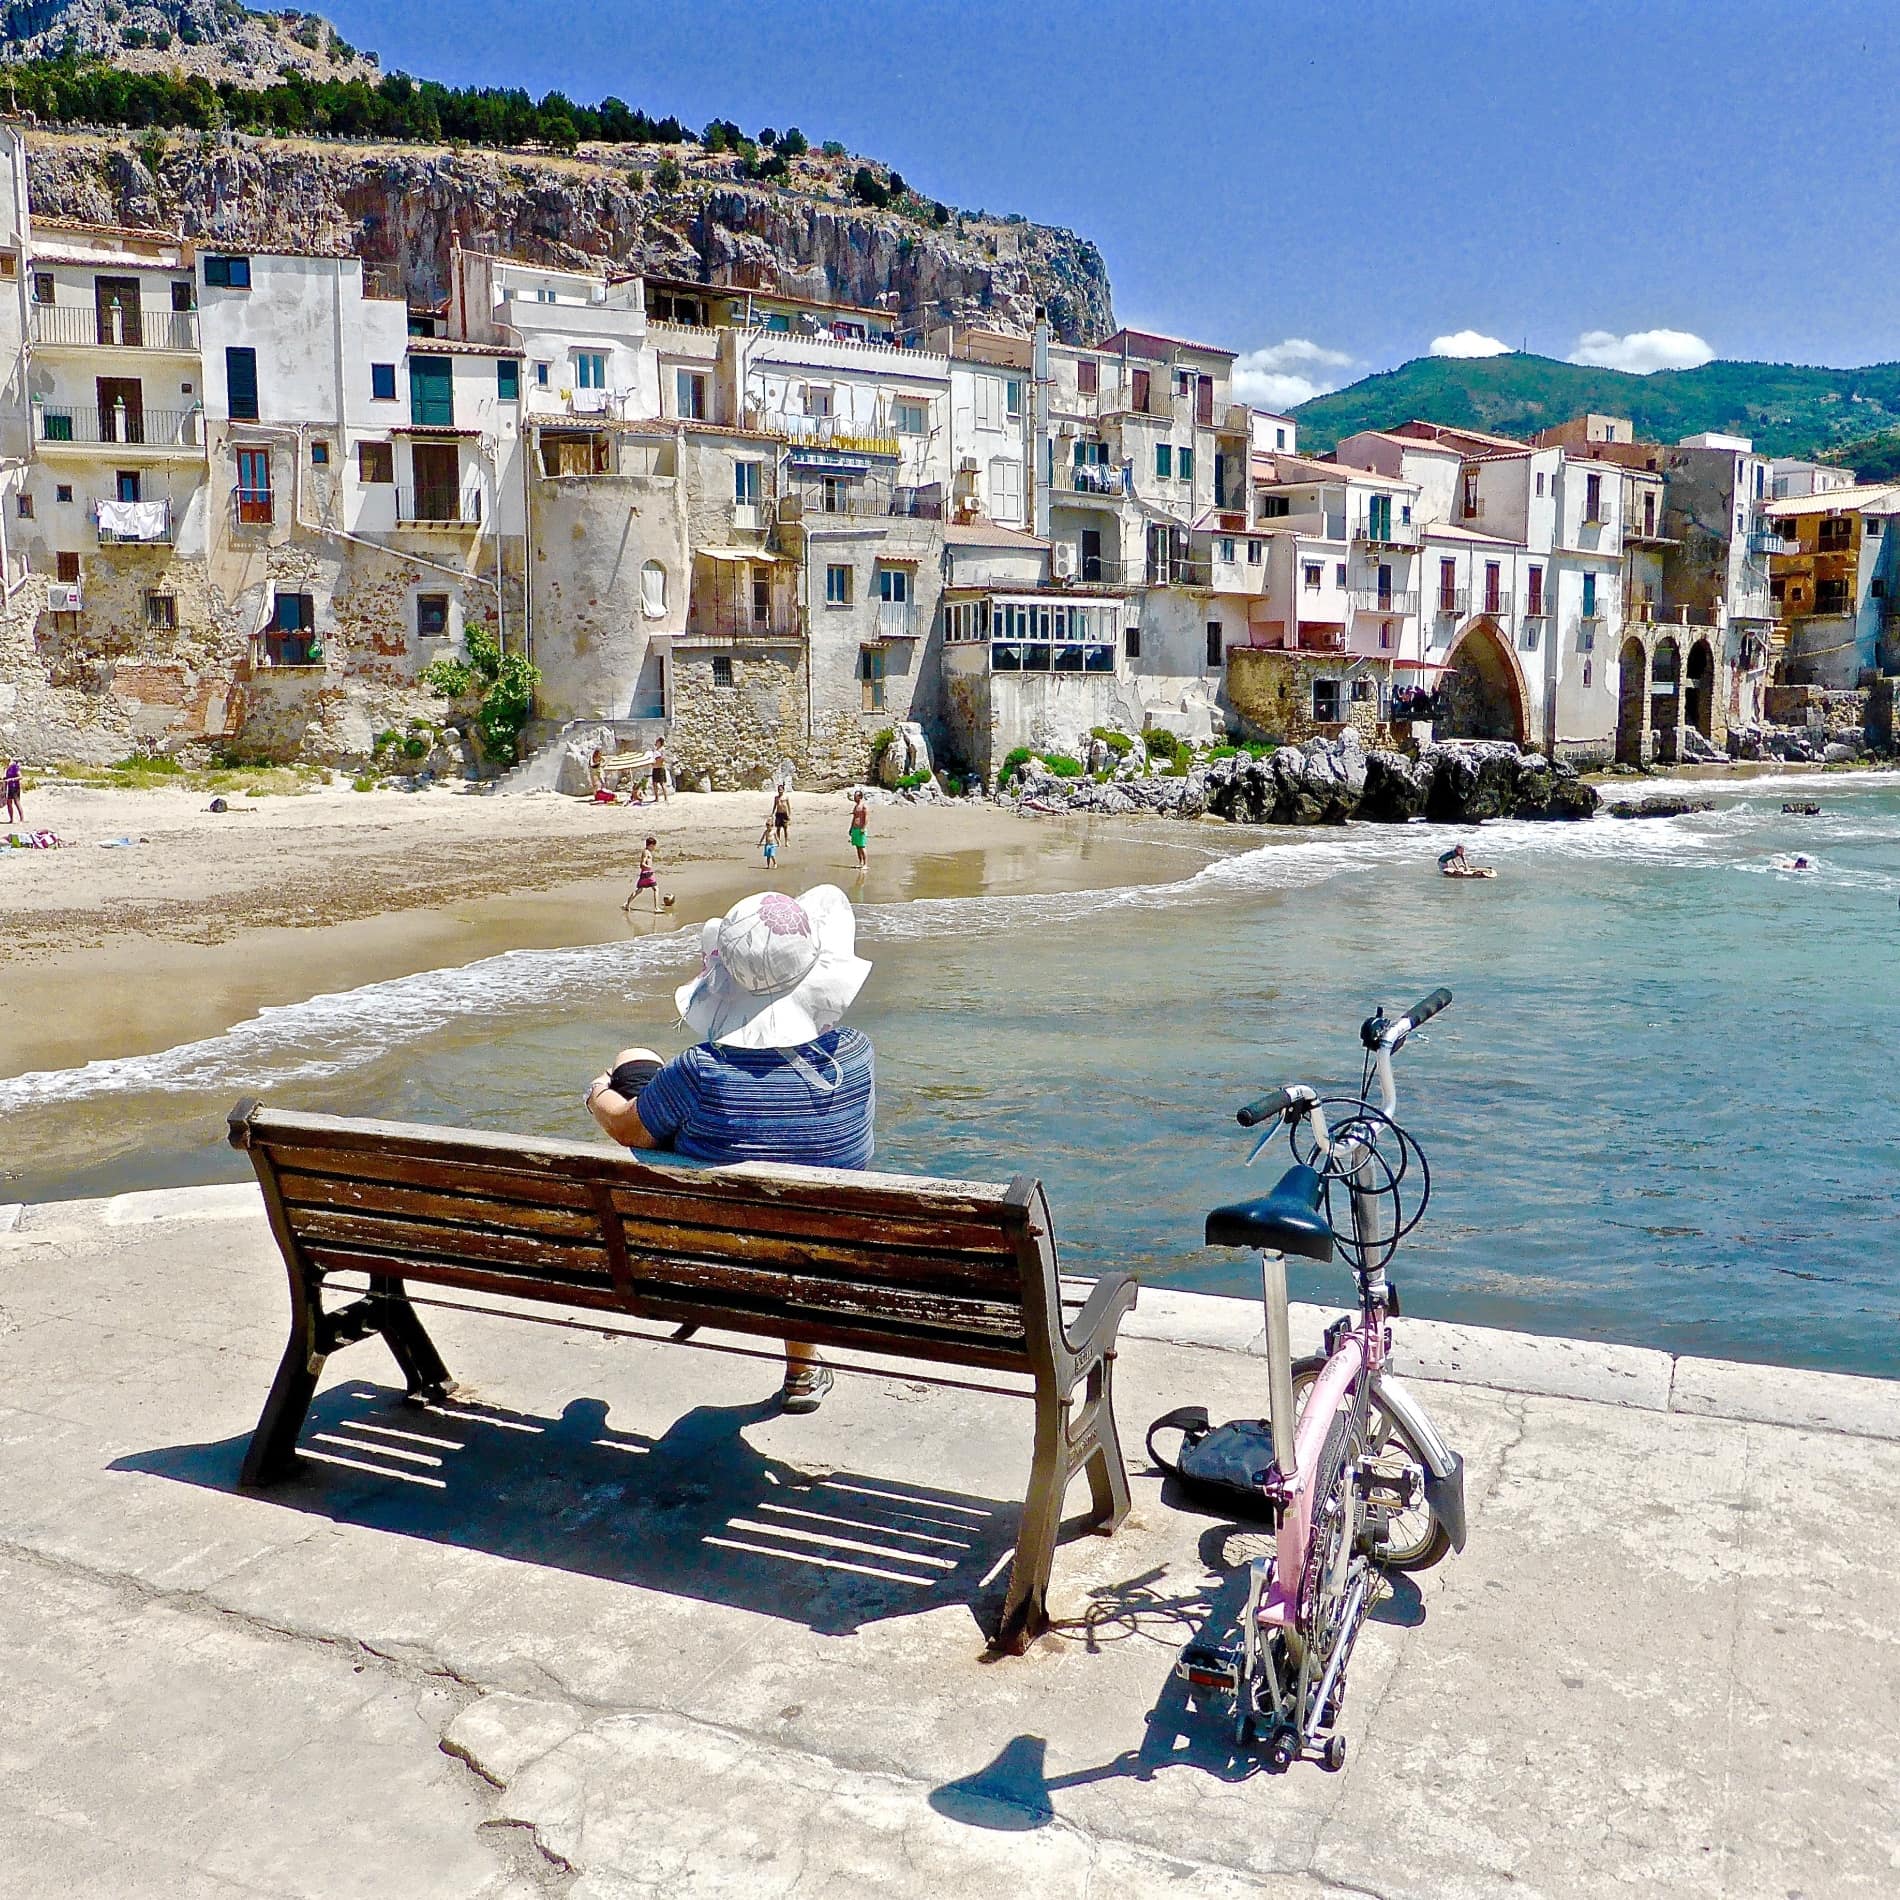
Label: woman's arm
xmin=587 ymin=1077 xmax=657 ymax=1148
xmin=586 ymin=1045 xmax=667 ymax=1149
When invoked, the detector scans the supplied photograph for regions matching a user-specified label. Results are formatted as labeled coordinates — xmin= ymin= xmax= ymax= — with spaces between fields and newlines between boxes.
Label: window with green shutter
xmin=498 ymin=359 xmax=520 ymax=402
xmin=225 ymin=346 xmax=259 ymax=421
xmin=409 ymin=355 xmax=454 ymax=428
xmin=1179 ymin=446 xmax=1193 ymax=482
xmin=1156 ymin=444 xmax=1172 ymax=479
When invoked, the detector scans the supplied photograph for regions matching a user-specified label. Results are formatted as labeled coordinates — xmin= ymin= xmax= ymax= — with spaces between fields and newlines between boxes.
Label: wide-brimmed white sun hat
xmin=675 ymin=885 xmax=872 ymax=1050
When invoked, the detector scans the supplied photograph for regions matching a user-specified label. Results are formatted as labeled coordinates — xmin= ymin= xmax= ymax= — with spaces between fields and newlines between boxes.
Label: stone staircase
xmin=491 ymin=716 xmax=668 ymax=796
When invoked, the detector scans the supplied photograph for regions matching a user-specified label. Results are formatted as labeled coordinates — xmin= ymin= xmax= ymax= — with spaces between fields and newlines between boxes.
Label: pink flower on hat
xmin=758 ymin=891 xmax=810 ymax=936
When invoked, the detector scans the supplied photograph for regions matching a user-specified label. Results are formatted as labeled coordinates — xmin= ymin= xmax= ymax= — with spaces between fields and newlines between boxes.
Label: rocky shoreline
xmin=994 ymin=733 xmax=1600 ymax=827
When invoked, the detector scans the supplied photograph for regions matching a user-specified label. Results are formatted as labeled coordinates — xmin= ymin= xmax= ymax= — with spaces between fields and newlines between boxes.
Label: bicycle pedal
xmin=1175 ymin=1642 xmax=1242 ymax=1693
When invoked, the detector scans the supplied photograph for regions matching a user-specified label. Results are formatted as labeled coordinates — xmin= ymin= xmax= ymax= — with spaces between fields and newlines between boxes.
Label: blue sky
xmin=322 ymin=0 xmax=1900 ymax=401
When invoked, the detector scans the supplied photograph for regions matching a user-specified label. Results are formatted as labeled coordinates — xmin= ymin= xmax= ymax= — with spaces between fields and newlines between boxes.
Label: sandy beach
xmin=0 ymin=781 xmax=1210 ymax=1079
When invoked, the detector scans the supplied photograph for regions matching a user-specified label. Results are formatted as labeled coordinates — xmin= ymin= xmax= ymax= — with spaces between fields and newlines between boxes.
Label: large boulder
xmin=1359 ymin=749 xmax=1427 ymax=822
xmin=878 ymin=721 xmax=933 ymax=788
xmin=1679 ymin=726 xmax=1724 ymax=763
xmin=1421 ymin=740 xmax=1519 ymax=823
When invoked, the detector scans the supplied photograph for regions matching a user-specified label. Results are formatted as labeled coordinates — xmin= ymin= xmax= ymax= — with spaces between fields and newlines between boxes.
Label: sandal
xmin=780 ymin=1362 xmax=834 ymax=1415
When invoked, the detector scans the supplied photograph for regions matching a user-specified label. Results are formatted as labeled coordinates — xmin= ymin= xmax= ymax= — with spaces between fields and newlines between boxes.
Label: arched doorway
xmin=1684 ymin=638 xmax=1714 ymax=739
xmin=1651 ymin=637 xmax=1681 ymax=762
xmin=1439 ymin=621 xmax=1529 ymax=745
xmin=1616 ymin=637 xmax=1648 ymax=765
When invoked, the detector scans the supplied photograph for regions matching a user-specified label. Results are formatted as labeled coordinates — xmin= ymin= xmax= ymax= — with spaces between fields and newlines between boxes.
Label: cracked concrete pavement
xmin=2 ymin=1185 xmax=1897 ymax=1898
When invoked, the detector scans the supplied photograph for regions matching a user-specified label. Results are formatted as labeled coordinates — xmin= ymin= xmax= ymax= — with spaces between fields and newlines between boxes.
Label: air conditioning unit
xmin=47 ymin=582 xmax=81 ymax=612
xmin=957 ymin=455 xmax=979 ymax=474
xmin=1052 ymin=544 xmax=1078 ymax=581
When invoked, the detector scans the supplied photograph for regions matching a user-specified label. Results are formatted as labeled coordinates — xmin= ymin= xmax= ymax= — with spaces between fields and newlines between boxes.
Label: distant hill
xmin=1292 ymin=353 xmax=1900 ymax=465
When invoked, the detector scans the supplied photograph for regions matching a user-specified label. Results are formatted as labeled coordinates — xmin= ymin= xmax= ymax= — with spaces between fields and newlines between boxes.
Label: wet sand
xmin=0 ymin=782 xmax=1214 ymax=1079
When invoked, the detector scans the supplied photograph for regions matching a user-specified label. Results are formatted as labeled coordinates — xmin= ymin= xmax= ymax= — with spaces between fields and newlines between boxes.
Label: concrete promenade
xmin=2 ymin=1183 xmax=1897 ymax=1899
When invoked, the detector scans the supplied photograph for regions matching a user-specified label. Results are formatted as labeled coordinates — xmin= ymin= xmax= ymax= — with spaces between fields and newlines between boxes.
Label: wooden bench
xmin=227 ymin=1100 xmax=1138 ymax=1653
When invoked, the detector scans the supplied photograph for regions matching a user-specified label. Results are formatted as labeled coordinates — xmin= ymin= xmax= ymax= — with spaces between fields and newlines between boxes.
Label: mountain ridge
xmin=1 ymin=0 xmax=1115 ymax=340
xmin=1291 ymin=352 xmax=1900 ymax=467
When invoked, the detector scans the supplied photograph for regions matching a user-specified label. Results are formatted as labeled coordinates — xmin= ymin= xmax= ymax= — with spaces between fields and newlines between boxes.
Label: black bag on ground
xmin=1146 ymin=1406 xmax=1282 ymax=1521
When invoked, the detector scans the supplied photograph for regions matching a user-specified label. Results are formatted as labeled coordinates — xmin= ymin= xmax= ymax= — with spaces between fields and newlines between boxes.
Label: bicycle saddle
xmin=1205 ymin=1164 xmax=1335 ymax=1261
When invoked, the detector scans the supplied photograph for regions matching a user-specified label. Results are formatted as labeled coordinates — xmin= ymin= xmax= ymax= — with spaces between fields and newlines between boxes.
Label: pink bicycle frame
xmin=1252 ymin=1249 xmax=1386 ymax=1631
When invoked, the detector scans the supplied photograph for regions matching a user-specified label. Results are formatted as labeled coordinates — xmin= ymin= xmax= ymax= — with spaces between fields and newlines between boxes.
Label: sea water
xmin=7 ymin=773 xmax=1897 ymax=1377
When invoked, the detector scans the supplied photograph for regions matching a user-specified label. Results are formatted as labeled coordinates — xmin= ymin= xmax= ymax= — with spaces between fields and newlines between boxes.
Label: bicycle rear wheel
xmin=1290 ymin=1356 xmax=1451 ymax=1572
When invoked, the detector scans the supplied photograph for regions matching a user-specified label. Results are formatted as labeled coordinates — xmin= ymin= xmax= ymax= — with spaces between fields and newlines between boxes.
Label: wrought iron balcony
xmin=1349 ymin=589 xmax=1419 ymax=616
xmin=396 ymin=488 xmax=484 ymax=527
xmin=34 ymin=401 xmax=202 ymax=449
xmin=30 ymin=305 xmax=199 ymax=351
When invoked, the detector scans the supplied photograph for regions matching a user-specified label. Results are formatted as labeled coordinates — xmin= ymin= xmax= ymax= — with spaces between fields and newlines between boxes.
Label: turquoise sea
xmin=7 ymin=771 xmax=1897 ymax=1377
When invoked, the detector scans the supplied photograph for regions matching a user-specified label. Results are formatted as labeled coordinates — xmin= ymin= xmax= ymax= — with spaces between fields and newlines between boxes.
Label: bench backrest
xmin=229 ymin=1102 xmax=1063 ymax=1374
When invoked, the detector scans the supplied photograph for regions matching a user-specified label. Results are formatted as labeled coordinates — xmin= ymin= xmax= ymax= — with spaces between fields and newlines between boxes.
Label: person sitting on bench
xmin=584 ymin=885 xmax=875 ymax=1414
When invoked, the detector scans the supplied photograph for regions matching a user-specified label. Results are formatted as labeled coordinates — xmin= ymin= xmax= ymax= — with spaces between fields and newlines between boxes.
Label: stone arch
xmin=1440 ymin=619 xmax=1530 ymax=745
xmin=1685 ymin=637 xmax=1715 ymax=739
xmin=1650 ymin=636 xmax=1682 ymax=762
xmin=1616 ymin=636 xmax=1649 ymax=766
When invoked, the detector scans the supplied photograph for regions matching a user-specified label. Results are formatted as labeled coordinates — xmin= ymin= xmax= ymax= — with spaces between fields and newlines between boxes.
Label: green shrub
xmin=1090 ymin=726 xmax=1134 ymax=757
xmin=821 ymin=140 xmax=846 ymax=158
xmin=424 ymin=622 xmax=539 ymax=766
xmin=1041 ymin=753 xmax=1083 ymax=778
xmin=1000 ymin=745 xmax=1033 ymax=782
xmin=867 ymin=727 xmax=896 ymax=767
xmin=350 ymin=773 xmax=378 ymax=792
xmin=401 ymin=735 xmax=430 ymax=760
xmin=109 ymin=752 xmax=181 ymax=774
xmin=653 ymin=156 xmax=683 ymax=191
xmin=372 ymin=728 xmax=399 ymax=752
xmin=1207 ymin=744 xmax=1238 ymax=761
xmin=895 ymin=769 xmax=930 ymax=790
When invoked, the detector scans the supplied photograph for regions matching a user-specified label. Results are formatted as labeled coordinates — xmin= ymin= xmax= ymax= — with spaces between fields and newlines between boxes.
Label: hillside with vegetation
xmin=0 ymin=1 xmax=1114 ymax=340
xmin=1293 ymin=353 xmax=1900 ymax=464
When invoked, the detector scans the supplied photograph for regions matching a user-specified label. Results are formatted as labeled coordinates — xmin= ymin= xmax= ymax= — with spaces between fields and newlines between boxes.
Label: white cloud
xmin=1567 ymin=327 xmax=1714 ymax=374
xmin=1430 ymin=330 xmax=1513 ymax=359
xmin=1233 ymin=338 xmax=1355 ymax=411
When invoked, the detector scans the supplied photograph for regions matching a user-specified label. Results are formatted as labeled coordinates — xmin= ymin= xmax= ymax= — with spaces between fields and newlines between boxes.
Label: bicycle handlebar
xmin=1403 ymin=987 xmax=1453 ymax=1034
xmin=1236 ymin=1087 xmax=1296 ymax=1128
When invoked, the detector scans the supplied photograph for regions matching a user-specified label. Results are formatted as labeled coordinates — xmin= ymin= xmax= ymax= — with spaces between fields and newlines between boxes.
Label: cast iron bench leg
xmin=370 ymin=1273 xmax=453 ymax=1400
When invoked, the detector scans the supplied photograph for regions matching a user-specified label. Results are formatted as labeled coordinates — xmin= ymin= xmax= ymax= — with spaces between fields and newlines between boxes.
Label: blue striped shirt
xmin=635 ymin=1028 xmax=876 ymax=1169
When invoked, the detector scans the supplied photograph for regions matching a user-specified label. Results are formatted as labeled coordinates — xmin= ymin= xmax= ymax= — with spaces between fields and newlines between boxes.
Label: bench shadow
xmin=110 ymin=1381 xmax=1024 ymax=1640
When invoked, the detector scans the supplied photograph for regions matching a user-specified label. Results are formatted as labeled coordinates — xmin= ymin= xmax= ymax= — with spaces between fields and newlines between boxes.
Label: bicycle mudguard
xmin=1423 ymin=1453 xmax=1467 ymax=1555
xmin=1373 ymin=1374 xmax=1468 ymax=1553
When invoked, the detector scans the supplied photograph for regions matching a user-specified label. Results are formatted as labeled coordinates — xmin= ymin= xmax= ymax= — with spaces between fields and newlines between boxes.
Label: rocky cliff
xmin=22 ymin=130 xmax=1116 ymax=342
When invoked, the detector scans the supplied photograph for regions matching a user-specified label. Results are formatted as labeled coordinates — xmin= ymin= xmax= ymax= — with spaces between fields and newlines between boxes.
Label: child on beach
xmin=759 ymin=819 xmax=779 ymax=872
xmin=848 ymin=789 xmax=869 ymax=874
xmin=3 ymin=757 xmax=21 ymax=826
xmin=625 ymin=836 xmax=674 ymax=915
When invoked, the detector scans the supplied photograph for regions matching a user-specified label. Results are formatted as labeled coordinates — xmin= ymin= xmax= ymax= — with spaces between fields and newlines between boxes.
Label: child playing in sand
xmin=625 ymin=837 xmax=674 ymax=915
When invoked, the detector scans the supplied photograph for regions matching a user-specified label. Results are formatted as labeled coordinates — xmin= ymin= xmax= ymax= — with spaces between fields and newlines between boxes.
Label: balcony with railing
xmin=30 ymin=304 xmax=199 ymax=351
xmin=1749 ymin=527 xmax=1796 ymax=557
xmin=34 ymin=401 xmax=201 ymax=450
xmin=92 ymin=495 xmax=174 ymax=544
xmin=1348 ymin=589 xmax=1419 ymax=617
xmin=1477 ymin=591 xmax=1514 ymax=620
xmin=1432 ymin=588 xmax=1469 ymax=619
xmin=229 ymin=483 xmax=275 ymax=527
xmin=1147 ymin=556 xmax=1213 ymax=589
xmin=396 ymin=488 xmax=484 ymax=527
xmin=778 ymin=480 xmax=942 ymax=523
xmin=1068 ymin=462 xmax=1133 ymax=499
xmin=1624 ymin=513 xmax=1672 ymax=544
xmin=680 ymin=602 xmax=802 ymax=643
xmin=1352 ymin=515 xmax=1422 ymax=550
xmin=875 ymin=600 xmax=918 ymax=641
xmin=759 ymin=411 xmax=901 ymax=458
